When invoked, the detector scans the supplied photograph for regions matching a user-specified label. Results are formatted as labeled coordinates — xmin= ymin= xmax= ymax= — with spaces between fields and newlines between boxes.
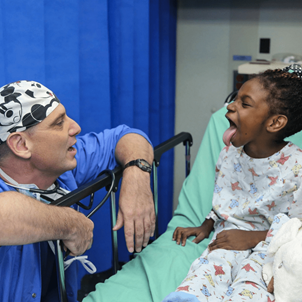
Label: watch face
xmin=124 ymin=159 xmax=152 ymax=173
xmin=137 ymin=159 xmax=152 ymax=173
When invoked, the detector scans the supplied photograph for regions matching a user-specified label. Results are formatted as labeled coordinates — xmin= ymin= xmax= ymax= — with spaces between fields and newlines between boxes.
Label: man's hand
xmin=114 ymin=133 xmax=154 ymax=253
xmin=61 ymin=207 xmax=94 ymax=256
xmin=173 ymin=219 xmax=214 ymax=246
xmin=208 ymin=229 xmax=268 ymax=252
xmin=113 ymin=167 xmax=155 ymax=253
xmin=0 ymin=191 xmax=94 ymax=254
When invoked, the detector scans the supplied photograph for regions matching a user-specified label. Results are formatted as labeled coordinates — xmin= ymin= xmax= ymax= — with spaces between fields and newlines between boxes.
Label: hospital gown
xmin=163 ymin=142 xmax=302 ymax=302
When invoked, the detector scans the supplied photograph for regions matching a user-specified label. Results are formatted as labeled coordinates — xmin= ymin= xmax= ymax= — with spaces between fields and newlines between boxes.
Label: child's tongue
xmin=223 ymin=126 xmax=237 ymax=146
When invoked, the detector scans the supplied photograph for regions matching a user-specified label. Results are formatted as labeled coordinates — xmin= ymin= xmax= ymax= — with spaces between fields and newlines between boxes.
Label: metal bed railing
xmin=52 ymin=132 xmax=193 ymax=302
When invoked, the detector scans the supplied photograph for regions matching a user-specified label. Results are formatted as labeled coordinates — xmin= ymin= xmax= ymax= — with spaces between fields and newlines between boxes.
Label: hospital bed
xmin=59 ymin=104 xmax=302 ymax=302
xmin=81 ymin=106 xmax=230 ymax=302
xmin=54 ymin=131 xmax=193 ymax=301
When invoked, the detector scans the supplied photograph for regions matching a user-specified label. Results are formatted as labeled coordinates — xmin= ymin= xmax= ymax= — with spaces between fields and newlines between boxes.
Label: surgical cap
xmin=0 ymin=80 xmax=60 ymax=144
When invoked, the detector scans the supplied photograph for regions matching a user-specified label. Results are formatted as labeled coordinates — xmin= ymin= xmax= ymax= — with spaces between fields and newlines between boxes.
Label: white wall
xmin=173 ymin=0 xmax=302 ymax=211
xmin=258 ymin=1 xmax=302 ymax=61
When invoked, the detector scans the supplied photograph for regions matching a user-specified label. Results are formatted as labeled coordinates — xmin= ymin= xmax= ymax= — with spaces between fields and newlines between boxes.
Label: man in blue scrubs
xmin=0 ymin=80 xmax=154 ymax=301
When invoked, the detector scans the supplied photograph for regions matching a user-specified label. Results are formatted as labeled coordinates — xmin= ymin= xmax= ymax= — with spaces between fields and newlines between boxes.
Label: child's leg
xmin=222 ymin=213 xmax=290 ymax=302
xmin=162 ymin=247 xmax=250 ymax=302
xmin=222 ymin=250 xmax=274 ymax=302
xmin=264 ymin=213 xmax=290 ymax=245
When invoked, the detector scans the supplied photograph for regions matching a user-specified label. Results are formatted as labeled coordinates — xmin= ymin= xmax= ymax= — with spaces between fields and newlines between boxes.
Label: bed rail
xmin=53 ymin=132 xmax=193 ymax=207
xmin=52 ymin=132 xmax=193 ymax=302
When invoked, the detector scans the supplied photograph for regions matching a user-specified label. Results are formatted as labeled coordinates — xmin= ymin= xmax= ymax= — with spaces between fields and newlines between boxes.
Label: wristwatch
xmin=124 ymin=159 xmax=152 ymax=173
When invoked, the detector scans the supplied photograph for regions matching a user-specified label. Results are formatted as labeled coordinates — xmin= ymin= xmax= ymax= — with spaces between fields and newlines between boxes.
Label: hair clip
xmin=283 ymin=64 xmax=302 ymax=79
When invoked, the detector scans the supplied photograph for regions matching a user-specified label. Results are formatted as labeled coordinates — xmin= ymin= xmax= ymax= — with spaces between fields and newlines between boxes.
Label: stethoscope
xmin=2 ymin=168 xmax=116 ymax=212
xmin=4 ymin=180 xmax=69 ymax=196
xmin=0 ymin=167 xmax=115 ymax=302
xmin=0 ymin=167 xmax=69 ymax=197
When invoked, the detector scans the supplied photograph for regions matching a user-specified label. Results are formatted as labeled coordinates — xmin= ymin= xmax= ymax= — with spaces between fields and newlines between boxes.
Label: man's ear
xmin=6 ymin=132 xmax=32 ymax=159
xmin=266 ymin=115 xmax=288 ymax=133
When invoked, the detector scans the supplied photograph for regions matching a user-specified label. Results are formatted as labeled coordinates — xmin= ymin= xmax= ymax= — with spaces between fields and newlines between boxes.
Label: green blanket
xmin=83 ymin=106 xmax=302 ymax=302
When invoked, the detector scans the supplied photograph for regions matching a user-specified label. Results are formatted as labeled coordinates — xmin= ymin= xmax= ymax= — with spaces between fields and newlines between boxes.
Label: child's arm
xmin=208 ymin=229 xmax=268 ymax=251
xmin=172 ymin=218 xmax=214 ymax=246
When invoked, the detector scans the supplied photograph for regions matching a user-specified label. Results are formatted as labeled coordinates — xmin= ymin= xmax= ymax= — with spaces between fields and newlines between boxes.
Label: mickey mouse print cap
xmin=0 ymin=80 xmax=60 ymax=144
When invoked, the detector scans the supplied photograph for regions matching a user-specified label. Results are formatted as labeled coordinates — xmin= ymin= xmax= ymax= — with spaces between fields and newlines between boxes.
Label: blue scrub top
xmin=0 ymin=125 xmax=151 ymax=302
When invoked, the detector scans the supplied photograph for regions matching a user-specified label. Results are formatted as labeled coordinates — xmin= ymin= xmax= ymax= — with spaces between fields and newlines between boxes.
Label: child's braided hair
xmin=252 ymin=64 xmax=302 ymax=139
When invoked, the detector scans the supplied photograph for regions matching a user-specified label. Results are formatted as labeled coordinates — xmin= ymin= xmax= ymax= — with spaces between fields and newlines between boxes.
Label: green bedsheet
xmin=83 ymin=106 xmax=302 ymax=302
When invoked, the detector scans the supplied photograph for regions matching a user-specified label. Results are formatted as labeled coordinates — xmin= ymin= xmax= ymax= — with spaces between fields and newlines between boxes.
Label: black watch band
xmin=123 ymin=159 xmax=152 ymax=173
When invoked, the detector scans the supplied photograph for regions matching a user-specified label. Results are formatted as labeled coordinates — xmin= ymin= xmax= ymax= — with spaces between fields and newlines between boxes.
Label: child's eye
xmin=241 ymin=102 xmax=250 ymax=108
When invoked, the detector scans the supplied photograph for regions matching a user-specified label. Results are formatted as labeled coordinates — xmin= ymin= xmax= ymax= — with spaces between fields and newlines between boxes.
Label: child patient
xmin=163 ymin=65 xmax=302 ymax=302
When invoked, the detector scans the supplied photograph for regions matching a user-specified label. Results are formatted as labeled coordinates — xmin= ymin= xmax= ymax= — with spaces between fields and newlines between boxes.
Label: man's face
xmin=27 ymin=104 xmax=81 ymax=179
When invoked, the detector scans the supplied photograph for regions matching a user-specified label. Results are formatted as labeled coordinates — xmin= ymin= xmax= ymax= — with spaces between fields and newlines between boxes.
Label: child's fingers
xmin=173 ymin=227 xmax=201 ymax=246
xmin=208 ymin=239 xmax=220 ymax=251
xmin=175 ymin=228 xmax=185 ymax=245
xmin=173 ymin=227 xmax=183 ymax=242
xmin=172 ymin=229 xmax=177 ymax=240
xmin=192 ymin=232 xmax=205 ymax=244
xmin=181 ymin=235 xmax=187 ymax=246
xmin=177 ymin=233 xmax=184 ymax=245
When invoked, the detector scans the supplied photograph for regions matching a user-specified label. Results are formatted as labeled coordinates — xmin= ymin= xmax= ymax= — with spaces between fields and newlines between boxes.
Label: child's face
xmin=225 ymin=78 xmax=271 ymax=150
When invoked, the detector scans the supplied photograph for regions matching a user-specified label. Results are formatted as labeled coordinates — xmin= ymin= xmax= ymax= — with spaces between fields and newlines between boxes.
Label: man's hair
xmin=252 ymin=69 xmax=302 ymax=139
xmin=0 ymin=142 xmax=11 ymax=164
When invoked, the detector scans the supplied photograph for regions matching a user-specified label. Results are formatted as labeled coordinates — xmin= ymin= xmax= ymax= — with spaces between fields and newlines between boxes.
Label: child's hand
xmin=208 ymin=229 xmax=267 ymax=251
xmin=172 ymin=219 xmax=214 ymax=246
xmin=267 ymin=276 xmax=274 ymax=293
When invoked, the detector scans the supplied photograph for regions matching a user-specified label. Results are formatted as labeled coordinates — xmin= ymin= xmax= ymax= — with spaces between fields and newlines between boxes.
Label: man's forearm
xmin=115 ymin=133 xmax=154 ymax=166
xmin=0 ymin=191 xmax=92 ymax=247
xmin=113 ymin=133 xmax=155 ymax=252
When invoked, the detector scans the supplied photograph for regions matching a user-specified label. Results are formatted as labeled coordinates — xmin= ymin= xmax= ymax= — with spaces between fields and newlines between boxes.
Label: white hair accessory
xmin=0 ymin=80 xmax=60 ymax=144
xmin=283 ymin=64 xmax=302 ymax=79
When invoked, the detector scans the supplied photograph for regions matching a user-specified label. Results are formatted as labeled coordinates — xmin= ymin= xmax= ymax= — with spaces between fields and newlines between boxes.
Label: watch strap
xmin=124 ymin=159 xmax=152 ymax=173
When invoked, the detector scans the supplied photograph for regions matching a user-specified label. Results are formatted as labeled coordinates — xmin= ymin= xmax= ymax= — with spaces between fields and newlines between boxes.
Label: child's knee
xmin=265 ymin=213 xmax=290 ymax=244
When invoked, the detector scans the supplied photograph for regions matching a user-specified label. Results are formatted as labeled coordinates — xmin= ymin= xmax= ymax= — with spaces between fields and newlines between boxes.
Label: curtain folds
xmin=0 ymin=0 xmax=176 ymax=283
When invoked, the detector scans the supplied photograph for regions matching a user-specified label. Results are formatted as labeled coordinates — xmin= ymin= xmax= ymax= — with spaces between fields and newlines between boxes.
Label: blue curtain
xmin=0 ymin=0 xmax=176 ymax=284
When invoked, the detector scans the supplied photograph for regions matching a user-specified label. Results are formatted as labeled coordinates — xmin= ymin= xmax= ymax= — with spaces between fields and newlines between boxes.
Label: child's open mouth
xmin=223 ymin=117 xmax=237 ymax=146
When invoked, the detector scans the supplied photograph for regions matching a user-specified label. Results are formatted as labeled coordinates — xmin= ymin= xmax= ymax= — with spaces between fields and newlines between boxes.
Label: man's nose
xmin=69 ymin=118 xmax=81 ymax=136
